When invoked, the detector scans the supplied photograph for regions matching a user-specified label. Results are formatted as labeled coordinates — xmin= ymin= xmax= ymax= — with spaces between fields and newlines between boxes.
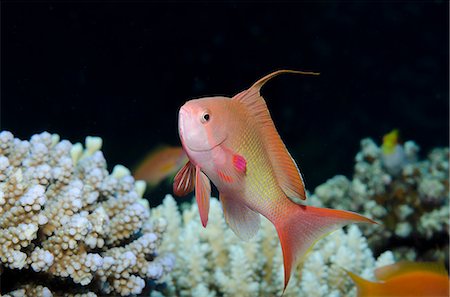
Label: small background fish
xmin=347 ymin=261 xmax=450 ymax=297
xmin=134 ymin=146 xmax=187 ymax=187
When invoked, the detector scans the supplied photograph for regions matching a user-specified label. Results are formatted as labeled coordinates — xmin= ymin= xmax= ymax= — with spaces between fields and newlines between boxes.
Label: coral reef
xmin=309 ymin=137 xmax=449 ymax=262
xmin=151 ymin=194 xmax=394 ymax=297
xmin=0 ymin=131 xmax=174 ymax=296
xmin=149 ymin=136 xmax=447 ymax=296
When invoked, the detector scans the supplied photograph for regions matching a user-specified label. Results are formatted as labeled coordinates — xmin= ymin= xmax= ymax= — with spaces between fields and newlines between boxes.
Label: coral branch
xmin=0 ymin=131 xmax=174 ymax=296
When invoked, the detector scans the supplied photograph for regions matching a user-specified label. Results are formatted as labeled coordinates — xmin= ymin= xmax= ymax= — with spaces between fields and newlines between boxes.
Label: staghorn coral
xmin=309 ymin=137 xmax=449 ymax=262
xmin=151 ymin=194 xmax=394 ymax=297
xmin=0 ymin=131 xmax=173 ymax=296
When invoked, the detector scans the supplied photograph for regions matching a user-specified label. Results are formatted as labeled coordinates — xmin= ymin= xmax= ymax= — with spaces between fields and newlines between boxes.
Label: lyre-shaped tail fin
xmin=273 ymin=202 xmax=375 ymax=292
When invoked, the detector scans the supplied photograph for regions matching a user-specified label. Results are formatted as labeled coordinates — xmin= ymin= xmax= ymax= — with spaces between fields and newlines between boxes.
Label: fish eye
xmin=201 ymin=112 xmax=210 ymax=123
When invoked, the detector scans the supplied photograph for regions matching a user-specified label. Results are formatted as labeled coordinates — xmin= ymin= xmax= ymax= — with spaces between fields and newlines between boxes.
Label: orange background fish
xmin=134 ymin=146 xmax=187 ymax=187
xmin=174 ymin=70 xmax=375 ymax=291
xmin=347 ymin=261 xmax=450 ymax=297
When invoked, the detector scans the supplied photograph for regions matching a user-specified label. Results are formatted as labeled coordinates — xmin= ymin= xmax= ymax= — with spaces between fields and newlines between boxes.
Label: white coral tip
xmin=71 ymin=142 xmax=83 ymax=165
xmin=0 ymin=155 xmax=10 ymax=170
xmin=135 ymin=180 xmax=146 ymax=197
xmin=42 ymin=287 xmax=53 ymax=297
xmin=51 ymin=133 xmax=60 ymax=146
xmin=147 ymin=262 xmax=164 ymax=279
xmin=112 ymin=164 xmax=131 ymax=178
xmin=85 ymin=136 xmax=103 ymax=154
xmin=38 ymin=214 xmax=48 ymax=225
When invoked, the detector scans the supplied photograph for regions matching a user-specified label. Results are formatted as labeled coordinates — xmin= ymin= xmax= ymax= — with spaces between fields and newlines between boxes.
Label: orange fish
xmin=134 ymin=146 xmax=187 ymax=187
xmin=173 ymin=70 xmax=375 ymax=291
xmin=347 ymin=261 xmax=450 ymax=297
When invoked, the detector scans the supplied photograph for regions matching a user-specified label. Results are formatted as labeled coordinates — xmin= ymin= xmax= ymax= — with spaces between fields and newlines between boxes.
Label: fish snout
xmin=178 ymin=106 xmax=188 ymax=139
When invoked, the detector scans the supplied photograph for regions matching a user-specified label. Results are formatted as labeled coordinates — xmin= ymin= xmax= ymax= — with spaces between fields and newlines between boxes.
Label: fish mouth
xmin=187 ymin=137 xmax=227 ymax=152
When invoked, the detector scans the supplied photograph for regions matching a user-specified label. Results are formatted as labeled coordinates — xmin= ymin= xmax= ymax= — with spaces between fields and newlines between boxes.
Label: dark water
xmin=2 ymin=2 xmax=448 ymax=205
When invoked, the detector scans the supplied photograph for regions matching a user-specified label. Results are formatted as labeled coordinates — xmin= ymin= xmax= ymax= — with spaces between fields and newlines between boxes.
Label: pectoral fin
xmin=220 ymin=193 xmax=260 ymax=240
xmin=195 ymin=166 xmax=211 ymax=227
xmin=173 ymin=161 xmax=195 ymax=196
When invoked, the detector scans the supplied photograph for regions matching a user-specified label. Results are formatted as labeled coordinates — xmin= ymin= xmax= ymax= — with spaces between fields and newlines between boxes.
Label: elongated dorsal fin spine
xmin=250 ymin=69 xmax=320 ymax=91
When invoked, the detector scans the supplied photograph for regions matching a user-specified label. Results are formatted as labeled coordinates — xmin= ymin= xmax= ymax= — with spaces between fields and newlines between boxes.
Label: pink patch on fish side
xmin=233 ymin=154 xmax=247 ymax=173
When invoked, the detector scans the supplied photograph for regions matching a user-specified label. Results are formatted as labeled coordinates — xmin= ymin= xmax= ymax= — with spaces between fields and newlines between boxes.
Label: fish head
xmin=178 ymin=97 xmax=230 ymax=153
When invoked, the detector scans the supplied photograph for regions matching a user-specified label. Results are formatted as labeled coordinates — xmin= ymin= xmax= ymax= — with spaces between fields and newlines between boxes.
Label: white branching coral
xmin=0 ymin=131 xmax=173 ymax=296
xmin=309 ymin=137 xmax=449 ymax=262
xmin=151 ymin=195 xmax=393 ymax=297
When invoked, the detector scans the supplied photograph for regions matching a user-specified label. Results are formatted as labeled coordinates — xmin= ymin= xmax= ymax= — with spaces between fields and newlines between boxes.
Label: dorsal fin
xmin=233 ymin=70 xmax=319 ymax=201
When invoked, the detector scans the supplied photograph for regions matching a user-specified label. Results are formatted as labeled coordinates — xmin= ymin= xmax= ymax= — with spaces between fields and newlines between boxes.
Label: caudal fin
xmin=274 ymin=204 xmax=376 ymax=292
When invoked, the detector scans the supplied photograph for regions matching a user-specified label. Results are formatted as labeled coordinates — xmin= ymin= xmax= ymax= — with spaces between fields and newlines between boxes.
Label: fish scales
xmin=239 ymin=111 xmax=280 ymax=210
